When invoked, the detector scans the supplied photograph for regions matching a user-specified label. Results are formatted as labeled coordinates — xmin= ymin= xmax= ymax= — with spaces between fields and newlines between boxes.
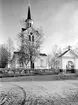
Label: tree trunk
xmin=30 ymin=55 xmax=34 ymax=69
xmin=30 ymin=61 xmax=34 ymax=69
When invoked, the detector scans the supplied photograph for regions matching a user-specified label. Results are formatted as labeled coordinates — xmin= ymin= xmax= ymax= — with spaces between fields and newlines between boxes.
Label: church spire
xmin=25 ymin=3 xmax=33 ymax=28
xmin=27 ymin=5 xmax=31 ymax=20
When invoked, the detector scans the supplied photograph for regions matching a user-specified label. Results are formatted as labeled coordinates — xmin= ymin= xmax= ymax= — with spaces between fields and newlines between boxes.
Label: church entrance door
xmin=66 ymin=61 xmax=75 ymax=73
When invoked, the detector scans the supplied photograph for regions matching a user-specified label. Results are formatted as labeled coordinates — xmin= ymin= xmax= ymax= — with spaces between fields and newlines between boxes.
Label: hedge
xmin=0 ymin=68 xmax=77 ymax=79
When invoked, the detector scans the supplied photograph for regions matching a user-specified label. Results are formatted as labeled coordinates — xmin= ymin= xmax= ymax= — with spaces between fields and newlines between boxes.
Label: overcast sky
xmin=1 ymin=0 xmax=78 ymax=54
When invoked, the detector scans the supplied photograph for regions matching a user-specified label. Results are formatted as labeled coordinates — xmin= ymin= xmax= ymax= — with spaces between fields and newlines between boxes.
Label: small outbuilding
xmin=58 ymin=46 xmax=78 ymax=73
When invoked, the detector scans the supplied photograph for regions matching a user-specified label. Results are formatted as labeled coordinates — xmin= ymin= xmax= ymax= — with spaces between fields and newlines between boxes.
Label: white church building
xmin=8 ymin=5 xmax=48 ymax=70
xmin=9 ymin=52 xmax=48 ymax=69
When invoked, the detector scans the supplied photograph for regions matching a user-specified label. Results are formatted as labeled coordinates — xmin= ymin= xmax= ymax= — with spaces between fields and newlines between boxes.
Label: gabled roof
xmin=58 ymin=47 xmax=78 ymax=57
xmin=11 ymin=52 xmax=47 ymax=63
xmin=13 ymin=52 xmax=47 ymax=57
xmin=58 ymin=49 xmax=70 ymax=57
xmin=14 ymin=51 xmax=25 ymax=54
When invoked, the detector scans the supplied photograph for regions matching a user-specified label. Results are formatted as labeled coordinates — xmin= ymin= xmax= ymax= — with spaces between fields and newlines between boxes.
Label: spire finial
xmin=28 ymin=0 xmax=30 ymax=6
xmin=68 ymin=45 xmax=71 ymax=50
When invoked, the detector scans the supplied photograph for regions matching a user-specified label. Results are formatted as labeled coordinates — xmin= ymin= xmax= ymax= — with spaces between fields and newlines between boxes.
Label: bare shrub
xmin=0 ymin=85 xmax=26 ymax=105
xmin=63 ymin=88 xmax=78 ymax=102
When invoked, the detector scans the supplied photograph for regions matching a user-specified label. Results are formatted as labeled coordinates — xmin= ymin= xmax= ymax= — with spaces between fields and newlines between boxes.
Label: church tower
xmin=21 ymin=5 xmax=34 ymax=42
xmin=25 ymin=5 xmax=33 ymax=29
xmin=20 ymin=4 xmax=35 ymax=69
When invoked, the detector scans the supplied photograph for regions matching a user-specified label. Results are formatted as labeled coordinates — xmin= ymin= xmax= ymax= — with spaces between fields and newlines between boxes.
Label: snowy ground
xmin=0 ymin=80 xmax=78 ymax=105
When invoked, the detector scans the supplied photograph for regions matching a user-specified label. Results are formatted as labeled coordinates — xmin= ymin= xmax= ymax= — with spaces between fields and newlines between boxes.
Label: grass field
xmin=0 ymin=79 xmax=78 ymax=105
xmin=0 ymin=74 xmax=78 ymax=82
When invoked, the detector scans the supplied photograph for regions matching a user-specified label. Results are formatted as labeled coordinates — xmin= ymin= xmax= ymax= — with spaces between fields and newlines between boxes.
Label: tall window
xmin=29 ymin=32 xmax=34 ymax=42
xmin=27 ymin=23 xmax=31 ymax=28
xmin=29 ymin=35 xmax=31 ymax=41
xmin=32 ymin=35 xmax=34 ymax=42
xmin=40 ymin=59 xmax=44 ymax=67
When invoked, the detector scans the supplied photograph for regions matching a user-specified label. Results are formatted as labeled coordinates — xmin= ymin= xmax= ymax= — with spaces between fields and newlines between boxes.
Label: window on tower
xmin=30 ymin=23 xmax=31 ymax=27
xmin=27 ymin=23 xmax=31 ymax=28
xmin=29 ymin=35 xmax=31 ymax=41
xmin=28 ymin=32 xmax=34 ymax=42
xmin=30 ymin=32 xmax=33 ymax=35
xmin=32 ymin=35 xmax=34 ymax=42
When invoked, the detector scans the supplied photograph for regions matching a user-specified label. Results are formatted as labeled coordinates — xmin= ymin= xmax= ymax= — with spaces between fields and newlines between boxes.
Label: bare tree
xmin=6 ymin=37 xmax=15 ymax=62
xmin=0 ymin=44 xmax=9 ymax=68
xmin=17 ymin=27 xmax=43 ymax=69
xmin=51 ymin=45 xmax=62 ymax=57
xmin=48 ymin=45 xmax=62 ymax=70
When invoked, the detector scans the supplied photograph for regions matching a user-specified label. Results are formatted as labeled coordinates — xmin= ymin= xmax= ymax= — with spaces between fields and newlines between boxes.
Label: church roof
xmin=14 ymin=52 xmax=47 ymax=56
xmin=58 ymin=49 xmax=70 ymax=57
xmin=14 ymin=51 xmax=24 ymax=54
xmin=24 ymin=5 xmax=33 ymax=29
xmin=27 ymin=5 xmax=31 ymax=20
xmin=39 ymin=53 xmax=47 ymax=56
xmin=25 ymin=5 xmax=32 ymax=22
xmin=58 ymin=46 xmax=78 ymax=57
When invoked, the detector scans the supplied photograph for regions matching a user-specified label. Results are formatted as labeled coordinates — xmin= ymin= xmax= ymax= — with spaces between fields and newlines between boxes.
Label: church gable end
xmin=62 ymin=50 xmax=76 ymax=58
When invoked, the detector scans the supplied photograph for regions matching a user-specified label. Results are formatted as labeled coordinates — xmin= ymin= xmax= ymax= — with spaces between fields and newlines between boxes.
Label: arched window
xmin=40 ymin=59 xmax=44 ymax=67
xmin=29 ymin=32 xmax=34 ymax=42
xmin=32 ymin=35 xmax=34 ymax=42
xmin=67 ymin=61 xmax=74 ymax=69
xmin=66 ymin=61 xmax=75 ymax=73
xmin=29 ymin=35 xmax=31 ymax=41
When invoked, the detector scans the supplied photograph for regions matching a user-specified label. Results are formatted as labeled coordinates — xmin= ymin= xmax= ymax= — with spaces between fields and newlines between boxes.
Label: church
xmin=9 ymin=5 xmax=48 ymax=69
xmin=8 ymin=5 xmax=78 ymax=73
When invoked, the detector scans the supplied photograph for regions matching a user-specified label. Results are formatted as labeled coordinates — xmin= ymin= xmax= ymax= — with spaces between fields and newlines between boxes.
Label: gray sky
xmin=1 ymin=0 xmax=78 ymax=54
